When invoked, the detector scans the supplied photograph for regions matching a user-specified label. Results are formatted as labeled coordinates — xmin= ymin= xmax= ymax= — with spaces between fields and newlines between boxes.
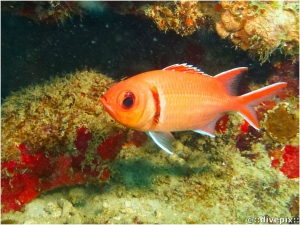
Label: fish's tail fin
xmin=237 ymin=82 xmax=287 ymax=130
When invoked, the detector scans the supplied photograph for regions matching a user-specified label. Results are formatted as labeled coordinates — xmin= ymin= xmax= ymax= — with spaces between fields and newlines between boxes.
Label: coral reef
xmin=280 ymin=145 xmax=299 ymax=179
xmin=1 ymin=71 xmax=148 ymax=212
xmin=269 ymin=144 xmax=299 ymax=179
xmin=111 ymin=1 xmax=217 ymax=36
xmin=2 ymin=70 xmax=120 ymax=161
xmin=2 ymin=1 xmax=299 ymax=62
xmin=263 ymin=103 xmax=299 ymax=143
xmin=1 ymin=1 xmax=82 ymax=23
xmin=2 ymin=127 xmax=299 ymax=223
xmin=204 ymin=60 xmax=299 ymax=180
xmin=268 ymin=58 xmax=299 ymax=100
xmin=215 ymin=115 xmax=229 ymax=134
xmin=143 ymin=1 xmax=214 ymax=36
xmin=216 ymin=1 xmax=299 ymax=63
xmin=1 ymin=70 xmax=298 ymax=222
xmin=107 ymin=1 xmax=298 ymax=62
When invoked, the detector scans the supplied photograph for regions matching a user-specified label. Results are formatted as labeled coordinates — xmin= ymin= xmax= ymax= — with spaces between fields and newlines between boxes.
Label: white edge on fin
xmin=162 ymin=63 xmax=211 ymax=76
xmin=237 ymin=112 xmax=260 ymax=130
xmin=193 ymin=130 xmax=216 ymax=138
xmin=163 ymin=63 xmax=187 ymax=70
xmin=148 ymin=131 xmax=174 ymax=155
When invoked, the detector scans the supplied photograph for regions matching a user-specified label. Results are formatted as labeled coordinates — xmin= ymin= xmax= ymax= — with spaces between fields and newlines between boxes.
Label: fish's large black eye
xmin=121 ymin=92 xmax=135 ymax=110
xmin=123 ymin=96 xmax=133 ymax=108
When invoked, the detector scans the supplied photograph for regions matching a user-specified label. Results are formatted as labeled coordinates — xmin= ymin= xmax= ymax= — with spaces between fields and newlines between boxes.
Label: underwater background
xmin=1 ymin=1 xmax=299 ymax=224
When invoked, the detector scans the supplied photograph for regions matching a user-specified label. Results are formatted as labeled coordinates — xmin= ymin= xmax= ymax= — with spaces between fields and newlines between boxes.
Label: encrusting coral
xmin=1 ymin=1 xmax=83 ymax=23
xmin=2 ymin=1 xmax=299 ymax=62
xmin=106 ymin=1 xmax=299 ymax=63
xmin=1 ymin=70 xmax=148 ymax=212
xmin=2 ymin=70 xmax=123 ymax=161
xmin=143 ymin=1 xmax=214 ymax=36
xmin=263 ymin=102 xmax=299 ymax=143
xmin=1 ymin=69 xmax=298 ymax=222
xmin=215 ymin=1 xmax=299 ymax=63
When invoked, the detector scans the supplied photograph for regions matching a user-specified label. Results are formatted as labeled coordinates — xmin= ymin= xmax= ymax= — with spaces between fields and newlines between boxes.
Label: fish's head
xmin=100 ymin=79 xmax=156 ymax=131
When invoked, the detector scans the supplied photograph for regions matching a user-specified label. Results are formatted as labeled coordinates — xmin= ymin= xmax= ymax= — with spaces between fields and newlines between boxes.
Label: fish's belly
xmin=158 ymin=94 xmax=229 ymax=132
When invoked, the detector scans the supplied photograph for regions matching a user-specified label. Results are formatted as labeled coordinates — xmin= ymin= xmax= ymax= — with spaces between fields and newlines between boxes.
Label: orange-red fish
xmin=100 ymin=64 xmax=287 ymax=154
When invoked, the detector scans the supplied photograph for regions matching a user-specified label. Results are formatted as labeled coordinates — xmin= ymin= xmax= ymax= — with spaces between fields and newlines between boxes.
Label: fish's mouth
xmin=100 ymin=96 xmax=114 ymax=116
xmin=100 ymin=95 xmax=107 ymax=104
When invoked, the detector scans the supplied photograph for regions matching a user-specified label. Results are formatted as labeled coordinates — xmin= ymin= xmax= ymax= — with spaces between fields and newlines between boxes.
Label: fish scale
xmin=146 ymin=71 xmax=232 ymax=131
xmin=101 ymin=64 xmax=287 ymax=154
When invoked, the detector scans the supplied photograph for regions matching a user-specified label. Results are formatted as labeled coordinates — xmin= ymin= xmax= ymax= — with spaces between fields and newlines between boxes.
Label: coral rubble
xmin=1 ymin=71 xmax=148 ymax=212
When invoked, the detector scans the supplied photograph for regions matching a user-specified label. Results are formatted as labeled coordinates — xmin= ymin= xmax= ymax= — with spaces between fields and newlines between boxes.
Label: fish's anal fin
xmin=214 ymin=67 xmax=248 ymax=96
xmin=193 ymin=130 xmax=215 ymax=138
xmin=194 ymin=114 xmax=225 ymax=137
xmin=151 ymin=86 xmax=160 ymax=124
xmin=148 ymin=131 xmax=174 ymax=155
xmin=163 ymin=63 xmax=210 ymax=76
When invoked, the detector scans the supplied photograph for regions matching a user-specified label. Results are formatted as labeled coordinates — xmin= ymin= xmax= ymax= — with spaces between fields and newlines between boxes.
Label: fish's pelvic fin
xmin=163 ymin=63 xmax=210 ymax=76
xmin=148 ymin=131 xmax=175 ymax=155
xmin=215 ymin=67 xmax=248 ymax=96
xmin=238 ymin=82 xmax=287 ymax=130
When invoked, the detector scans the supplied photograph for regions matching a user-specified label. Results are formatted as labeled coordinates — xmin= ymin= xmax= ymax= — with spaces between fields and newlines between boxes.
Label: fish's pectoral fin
xmin=147 ymin=131 xmax=174 ymax=155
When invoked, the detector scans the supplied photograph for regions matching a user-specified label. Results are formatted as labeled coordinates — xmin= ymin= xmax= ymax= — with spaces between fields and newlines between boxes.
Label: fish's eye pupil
xmin=123 ymin=97 xmax=133 ymax=108
xmin=121 ymin=91 xmax=135 ymax=109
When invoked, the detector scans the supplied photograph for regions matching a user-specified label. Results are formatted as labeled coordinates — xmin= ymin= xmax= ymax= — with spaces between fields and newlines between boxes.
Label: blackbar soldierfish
xmin=100 ymin=64 xmax=287 ymax=154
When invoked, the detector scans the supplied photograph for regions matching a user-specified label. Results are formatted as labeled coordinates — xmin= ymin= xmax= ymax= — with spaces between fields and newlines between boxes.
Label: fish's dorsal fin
xmin=214 ymin=67 xmax=248 ymax=96
xmin=147 ymin=131 xmax=174 ymax=154
xmin=163 ymin=63 xmax=210 ymax=76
